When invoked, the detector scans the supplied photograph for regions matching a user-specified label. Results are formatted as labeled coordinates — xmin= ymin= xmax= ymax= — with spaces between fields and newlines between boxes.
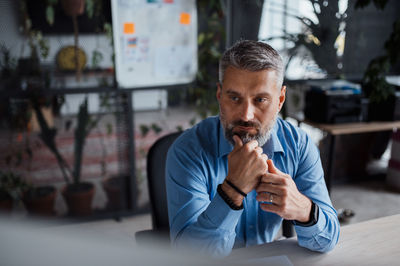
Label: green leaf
xmin=39 ymin=38 xmax=50 ymax=59
xmin=198 ymin=33 xmax=205 ymax=45
xmin=86 ymin=0 xmax=95 ymax=18
xmin=73 ymin=97 xmax=90 ymax=184
xmin=151 ymin=123 xmax=162 ymax=134
xmin=91 ymin=50 xmax=103 ymax=69
xmin=104 ymin=23 xmax=113 ymax=39
xmin=140 ymin=125 xmax=150 ymax=137
xmin=46 ymin=6 xmax=55 ymax=25
xmin=106 ymin=123 xmax=113 ymax=135
xmin=189 ymin=117 xmax=197 ymax=126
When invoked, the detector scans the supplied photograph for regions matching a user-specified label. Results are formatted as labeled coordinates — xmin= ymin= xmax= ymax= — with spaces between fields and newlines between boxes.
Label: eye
xmin=230 ymin=96 xmax=239 ymax=102
xmin=255 ymin=97 xmax=267 ymax=103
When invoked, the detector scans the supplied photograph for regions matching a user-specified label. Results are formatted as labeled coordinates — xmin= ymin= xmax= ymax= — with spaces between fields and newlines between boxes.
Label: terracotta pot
xmin=102 ymin=176 xmax=127 ymax=211
xmin=62 ymin=182 xmax=95 ymax=216
xmin=61 ymin=0 xmax=85 ymax=16
xmin=23 ymin=186 xmax=56 ymax=216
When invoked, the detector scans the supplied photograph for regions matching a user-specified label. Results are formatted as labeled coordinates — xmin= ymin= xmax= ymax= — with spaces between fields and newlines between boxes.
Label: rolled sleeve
xmin=296 ymin=205 xmax=340 ymax=252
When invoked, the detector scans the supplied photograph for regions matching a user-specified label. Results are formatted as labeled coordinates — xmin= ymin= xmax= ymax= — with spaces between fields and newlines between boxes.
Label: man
xmin=166 ymin=40 xmax=340 ymax=257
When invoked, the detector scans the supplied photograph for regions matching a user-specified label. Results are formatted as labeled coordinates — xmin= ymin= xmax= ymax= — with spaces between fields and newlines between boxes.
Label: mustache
xmin=231 ymin=120 xmax=261 ymax=129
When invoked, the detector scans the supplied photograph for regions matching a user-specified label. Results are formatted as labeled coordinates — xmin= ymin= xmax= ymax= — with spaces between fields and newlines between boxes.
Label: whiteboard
xmin=111 ymin=0 xmax=198 ymax=89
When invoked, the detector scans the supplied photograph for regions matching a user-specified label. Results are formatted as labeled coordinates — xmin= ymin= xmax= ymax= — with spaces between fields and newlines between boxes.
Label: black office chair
xmin=135 ymin=132 xmax=182 ymax=244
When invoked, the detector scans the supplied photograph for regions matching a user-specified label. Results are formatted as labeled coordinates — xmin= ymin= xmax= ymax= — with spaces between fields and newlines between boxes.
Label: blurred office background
xmin=0 ymin=0 xmax=399 ymax=238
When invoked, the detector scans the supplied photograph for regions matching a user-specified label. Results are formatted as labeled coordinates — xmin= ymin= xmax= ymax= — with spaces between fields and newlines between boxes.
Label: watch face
xmin=56 ymin=46 xmax=87 ymax=71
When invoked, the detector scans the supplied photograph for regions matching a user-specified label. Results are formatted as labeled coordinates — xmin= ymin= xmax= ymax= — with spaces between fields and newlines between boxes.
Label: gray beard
xmin=222 ymin=113 xmax=278 ymax=147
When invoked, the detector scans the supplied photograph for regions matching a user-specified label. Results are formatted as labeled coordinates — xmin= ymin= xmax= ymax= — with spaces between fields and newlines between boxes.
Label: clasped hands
xmin=225 ymin=135 xmax=311 ymax=222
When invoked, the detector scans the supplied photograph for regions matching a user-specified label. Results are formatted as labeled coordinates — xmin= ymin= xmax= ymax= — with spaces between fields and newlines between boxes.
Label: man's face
xmin=217 ymin=66 xmax=286 ymax=147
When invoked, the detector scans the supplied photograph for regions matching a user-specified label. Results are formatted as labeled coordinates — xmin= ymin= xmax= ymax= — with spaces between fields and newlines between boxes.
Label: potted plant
xmin=259 ymin=0 xmax=348 ymax=119
xmin=61 ymin=0 xmax=85 ymax=80
xmin=355 ymin=0 xmax=400 ymax=121
xmin=45 ymin=0 xmax=104 ymax=80
xmin=261 ymin=0 xmax=347 ymax=78
xmin=61 ymin=97 xmax=95 ymax=216
xmin=0 ymin=96 xmax=57 ymax=216
xmin=32 ymin=94 xmax=110 ymax=216
xmin=0 ymin=171 xmax=30 ymax=213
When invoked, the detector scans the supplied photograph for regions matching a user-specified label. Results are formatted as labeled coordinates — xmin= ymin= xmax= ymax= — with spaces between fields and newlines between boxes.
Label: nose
xmin=240 ymin=101 xmax=255 ymax=121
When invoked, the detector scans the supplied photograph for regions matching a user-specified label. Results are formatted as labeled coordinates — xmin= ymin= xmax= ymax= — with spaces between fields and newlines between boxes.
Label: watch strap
xmin=293 ymin=201 xmax=319 ymax=227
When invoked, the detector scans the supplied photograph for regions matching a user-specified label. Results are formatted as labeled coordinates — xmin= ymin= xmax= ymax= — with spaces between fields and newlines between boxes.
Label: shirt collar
xmin=218 ymin=117 xmax=285 ymax=158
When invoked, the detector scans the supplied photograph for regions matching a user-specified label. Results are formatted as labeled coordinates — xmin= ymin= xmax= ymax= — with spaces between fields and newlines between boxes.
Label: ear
xmin=278 ymin=85 xmax=286 ymax=111
xmin=216 ymin=82 xmax=222 ymax=101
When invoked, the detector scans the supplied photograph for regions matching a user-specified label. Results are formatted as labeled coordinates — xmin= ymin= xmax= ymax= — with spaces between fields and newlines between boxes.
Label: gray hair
xmin=218 ymin=40 xmax=284 ymax=89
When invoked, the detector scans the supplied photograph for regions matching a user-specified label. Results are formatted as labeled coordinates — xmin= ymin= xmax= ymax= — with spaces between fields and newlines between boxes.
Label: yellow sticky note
xmin=180 ymin=13 xmax=190 ymax=25
xmin=123 ymin=23 xmax=135 ymax=34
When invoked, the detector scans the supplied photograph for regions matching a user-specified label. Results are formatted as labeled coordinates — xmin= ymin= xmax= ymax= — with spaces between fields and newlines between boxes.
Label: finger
xmin=256 ymin=192 xmax=281 ymax=205
xmin=260 ymin=202 xmax=281 ymax=214
xmin=259 ymin=173 xmax=284 ymax=185
xmin=255 ymin=146 xmax=263 ymax=155
xmin=261 ymin=154 xmax=269 ymax=163
xmin=232 ymin=135 xmax=243 ymax=149
xmin=255 ymin=182 xmax=281 ymax=194
xmin=267 ymin=159 xmax=284 ymax=175
xmin=245 ymin=139 xmax=259 ymax=151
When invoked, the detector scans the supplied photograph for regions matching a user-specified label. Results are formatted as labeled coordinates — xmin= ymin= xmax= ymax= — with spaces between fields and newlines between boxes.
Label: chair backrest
xmin=147 ymin=132 xmax=182 ymax=231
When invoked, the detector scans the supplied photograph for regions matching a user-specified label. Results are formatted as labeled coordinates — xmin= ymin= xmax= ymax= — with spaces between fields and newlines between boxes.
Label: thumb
xmin=232 ymin=135 xmax=243 ymax=149
xmin=267 ymin=159 xmax=283 ymax=175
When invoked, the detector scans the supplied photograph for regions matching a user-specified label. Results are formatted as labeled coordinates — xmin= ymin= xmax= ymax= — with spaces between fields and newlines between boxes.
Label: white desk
xmin=228 ymin=214 xmax=400 ymax=265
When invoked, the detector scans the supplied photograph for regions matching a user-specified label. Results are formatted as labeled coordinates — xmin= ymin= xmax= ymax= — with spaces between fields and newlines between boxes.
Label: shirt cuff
xmin=204 ymin=192 xmax=243 ymax=231
xmin=294 ymin=205 xmax=326 ymax=236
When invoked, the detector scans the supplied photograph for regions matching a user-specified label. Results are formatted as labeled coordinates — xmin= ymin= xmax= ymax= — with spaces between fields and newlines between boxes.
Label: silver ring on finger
xmin=269 ymin=193 xmax=273 ymax=203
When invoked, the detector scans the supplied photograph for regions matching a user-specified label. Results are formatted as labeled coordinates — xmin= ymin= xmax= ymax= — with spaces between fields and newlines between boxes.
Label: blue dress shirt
xmin=166 ymin=116 xmax=340 ymax=257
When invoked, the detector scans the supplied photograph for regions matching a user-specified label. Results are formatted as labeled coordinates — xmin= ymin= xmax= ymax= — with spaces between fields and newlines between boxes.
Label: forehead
xmin=222 ymin=66 xmax=279 ymax=94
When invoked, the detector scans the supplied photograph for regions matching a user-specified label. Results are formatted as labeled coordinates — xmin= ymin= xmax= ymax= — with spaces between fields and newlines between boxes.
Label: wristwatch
xmin=293 ymin=201 xmax=319 ymax=227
